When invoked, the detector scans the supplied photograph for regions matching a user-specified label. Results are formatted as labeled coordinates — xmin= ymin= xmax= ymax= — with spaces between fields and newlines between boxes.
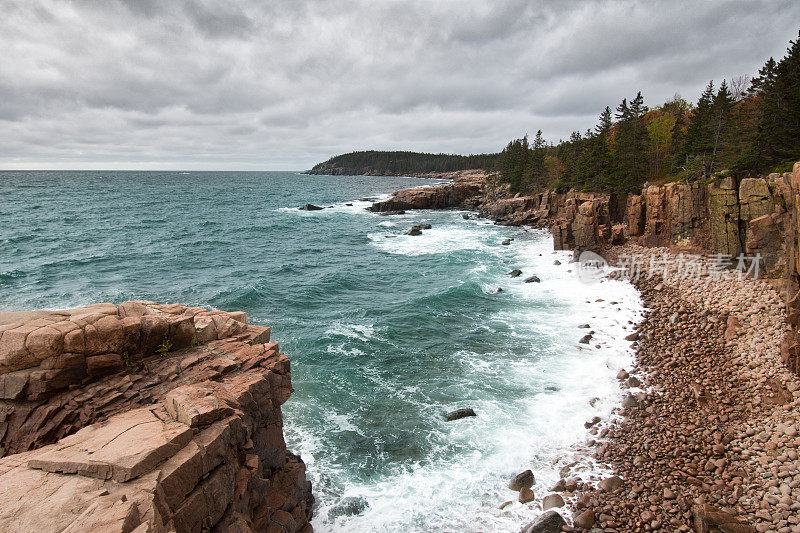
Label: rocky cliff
xmin=370 ymin=162 xmax=800 ymax=378
xmin=0 ymin=301 xmax=312 ymax=532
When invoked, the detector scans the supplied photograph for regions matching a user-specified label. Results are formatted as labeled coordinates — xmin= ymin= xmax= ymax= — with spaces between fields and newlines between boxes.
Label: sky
xmin=1 ymin=0 xmax=798 ymax=170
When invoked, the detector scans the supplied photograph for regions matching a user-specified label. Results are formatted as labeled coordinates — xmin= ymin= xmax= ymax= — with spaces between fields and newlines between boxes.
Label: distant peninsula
xmin=306 ymin=150 xmax=498 ymax=176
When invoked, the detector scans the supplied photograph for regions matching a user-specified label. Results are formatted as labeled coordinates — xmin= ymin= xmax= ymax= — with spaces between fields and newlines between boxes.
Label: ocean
xmin=0 ymin=170 xmax=642 ymax=531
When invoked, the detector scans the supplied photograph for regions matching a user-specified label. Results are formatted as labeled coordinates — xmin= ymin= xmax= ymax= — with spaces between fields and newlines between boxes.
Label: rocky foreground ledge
xmin=0 ymin=301 xmax=312 ymax=532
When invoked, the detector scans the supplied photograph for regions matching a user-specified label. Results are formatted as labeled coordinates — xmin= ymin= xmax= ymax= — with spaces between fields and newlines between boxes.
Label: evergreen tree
xmin=709 ymin=80 xmax=734 ymax=174
xmin=753 ymin=32 xmax=800 ymax=168
xmin=612 ymin=92 xmax=649 ymax=191
xmin=683 ymin=81 xmax=715 ymax=176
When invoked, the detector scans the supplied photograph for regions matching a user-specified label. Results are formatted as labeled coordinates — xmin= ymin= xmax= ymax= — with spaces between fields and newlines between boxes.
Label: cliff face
xmin=0 ymin=301 xmax=312 ymax=532
xmin=371 ymin=162 xmax=800 ymax=377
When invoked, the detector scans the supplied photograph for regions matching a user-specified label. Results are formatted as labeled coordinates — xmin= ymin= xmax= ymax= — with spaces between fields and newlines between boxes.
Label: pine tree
xmin=709 ymin=80 xmax=734 ymax=174
xmin=753 ymin=31 xmax=800 ymax=168
xmin=683 ymin=81 xmax=715 ymax=176
xmin=612 ymin=93 xmax=649 ymax=191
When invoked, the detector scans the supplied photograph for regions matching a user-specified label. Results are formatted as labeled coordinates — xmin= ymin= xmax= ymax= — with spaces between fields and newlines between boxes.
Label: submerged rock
xmin=584 ymin=416 xmax=601 ymax=428
xmin=299 ymin=203 xmax=324 ymax=211
xmin=508 ymin=469 xmax=535 ymax=491
xmin=524 ymin=275 xmax=541 ymax=283
xmin=508 ymin=269 xmax=523 ymax=277
xmin=579 ymin=334 xmax=592 ymax=344
xmin=406 ymin=223 xmax=432 ymax=236
xmin=328 ymin=496 xmax=370 ymax=519
xmin=462 ymin=213 xmax=471 ymax=220
xmin=502 ymin=239 xmax=512 ymax=245
xmin=519 ymin=510 xmax=566 ymax=533
xmin=445 ymin=408 xmax=476 ymax=421
xmin=378 ymin=210 xmax=406 ymax=216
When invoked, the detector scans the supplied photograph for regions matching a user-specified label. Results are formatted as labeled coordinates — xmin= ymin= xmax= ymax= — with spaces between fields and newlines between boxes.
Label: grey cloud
xmin=0 ymin=0 xmax=798 ymax=169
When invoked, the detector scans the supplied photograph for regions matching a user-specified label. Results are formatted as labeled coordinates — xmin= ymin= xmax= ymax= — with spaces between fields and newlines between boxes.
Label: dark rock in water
xmin=359 ymin=197 xmax=378 ymax=202
xmin=524 ymin=275 xmax=541 ymax=283
xmin=508 ymin=269 xmax=523 ymax=277
xmin=519 ymin=510 xmax=567 ymax=533
xmin=627 ymin=376 xmax=641 ymax=388
xmin=544 ymin=385 xmax=559 ymax=392
xmin=299 ymin=203 xmax=324 ymax=211
xmin=502 ymin=239 xmax=512 ymax=245
xmin=378 ymin=210 xmax=406 ymax=216
xmin=345 ymin=203 xmax=353 ymax=206
xmin=578 ymin=324 xmax=590 ymax=328
xmin=406 ymin=224 xmax=431 ymax=235
xmin=579 ymin=334 xmax=592 ymax=344
xmin=496 ymin=287 xmax=503 ymax=293
xmin=584 ymin=416 xmax=601 ymax=428
xmin=462 ymin=213 xmax=471 ymax=219
xmin=508 ymin=469 xmax=535 ymax=491
xmin=553 ymin=260 xmax=561 ymax=265
xmin=328 ymin=496 xmax=370 ymax=519
xmin=445 ymin=408 xmax=476 ymax=421
xmin=624 ymin=331 xmax=640 ymax=341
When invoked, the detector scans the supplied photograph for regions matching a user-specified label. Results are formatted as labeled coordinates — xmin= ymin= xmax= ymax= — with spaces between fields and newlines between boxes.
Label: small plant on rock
xmin=121 ymin=351 xmax=133 ymax=368
xmin=156 ymin=339 xmax=173 ymax=356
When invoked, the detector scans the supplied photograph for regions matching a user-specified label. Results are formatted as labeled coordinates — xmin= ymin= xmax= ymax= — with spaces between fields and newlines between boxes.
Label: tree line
xmin=307 ymin=150 xmax=498 ymax=176
xmin=497 ymin=30 xmax=800 ymax=194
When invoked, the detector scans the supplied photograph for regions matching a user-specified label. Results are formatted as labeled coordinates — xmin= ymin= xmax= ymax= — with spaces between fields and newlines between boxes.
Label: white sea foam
xmin=368 ymin=225 xmax=494 ymax=256
xmin=292 ymin=211 xmax=643 ymax=532
xmin=325 ymin=323 xmax=376 ymax=342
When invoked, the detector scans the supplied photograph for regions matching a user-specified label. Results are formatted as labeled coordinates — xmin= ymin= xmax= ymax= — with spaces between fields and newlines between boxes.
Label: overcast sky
xmin=1 ymin=1 xmax=798 ymax=170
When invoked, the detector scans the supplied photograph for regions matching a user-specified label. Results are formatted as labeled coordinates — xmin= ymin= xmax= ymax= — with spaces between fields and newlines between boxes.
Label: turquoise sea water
xmin=1 ymin=171 xmax=642 ymax=532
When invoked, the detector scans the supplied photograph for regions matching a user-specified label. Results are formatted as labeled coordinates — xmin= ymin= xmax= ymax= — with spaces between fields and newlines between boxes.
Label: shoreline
xmin=551 ymin=244 xmax=799 ymax=532
xmin=365 ymin=171 xmax=800 ymax=532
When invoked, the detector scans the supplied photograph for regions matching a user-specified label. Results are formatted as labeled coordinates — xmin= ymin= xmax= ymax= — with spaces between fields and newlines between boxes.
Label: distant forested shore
xmin=306 ymin=150 xmax=497 ymax=176
xmin=309 ymin=31 xmax=799 ymax=193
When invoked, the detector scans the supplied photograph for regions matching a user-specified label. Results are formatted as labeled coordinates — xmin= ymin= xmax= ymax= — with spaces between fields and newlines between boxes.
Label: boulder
xmin=519 ymin=510 xmax=566 ymax=533
xmin=524 ymin=275 xmax=541 ymax=283
xmin=541 ymin=494 xmax=565 ymax=511
xmin=579 ymin=334 xmax=592 ymax=344
xmin=518 ymin=487 xmax=535 ymax=503
xmin=508 ymin=269 xmax=523 ymax=278
xmin=508 ymin=469 xmax=535 ymax=491
xmin=598 ymin=475 xmax=623 ymax=492
xmin=573 ymin=509 xmax=595 ymax=529
xmin=445 ymin=408 xmax=476 ymax=421
xmin=299 ymin=204 xmax=323 ymax=210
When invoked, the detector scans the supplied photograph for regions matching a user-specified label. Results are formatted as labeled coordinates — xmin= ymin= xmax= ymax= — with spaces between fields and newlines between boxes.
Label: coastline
xmin=560 ymin=245 xmax=800 ymax=532
xmin=366 ymin=169 xmax=800 ymax=532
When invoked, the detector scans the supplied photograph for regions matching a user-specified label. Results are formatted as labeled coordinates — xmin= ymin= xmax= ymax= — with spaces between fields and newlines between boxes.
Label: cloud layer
xmin=1 ymin=0 xmax=798 ymax=169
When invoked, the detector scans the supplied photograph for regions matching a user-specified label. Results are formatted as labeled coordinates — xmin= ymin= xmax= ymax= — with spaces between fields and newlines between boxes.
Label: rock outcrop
xmin=0 ymin=301 xmax=312 ymax=532
xmin=368 ymin=171 xmax=487 ymax=211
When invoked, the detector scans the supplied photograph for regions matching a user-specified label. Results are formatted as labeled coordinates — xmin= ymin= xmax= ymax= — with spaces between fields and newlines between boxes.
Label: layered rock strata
xmin=0 ymin=301 xmax=312 ymax=532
